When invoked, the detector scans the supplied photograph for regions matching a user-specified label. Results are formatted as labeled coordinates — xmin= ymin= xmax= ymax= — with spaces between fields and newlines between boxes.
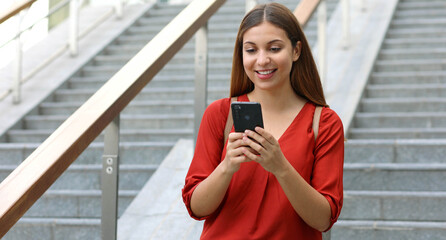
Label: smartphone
xmin=231 ymin=102 xmax=264 ymax=132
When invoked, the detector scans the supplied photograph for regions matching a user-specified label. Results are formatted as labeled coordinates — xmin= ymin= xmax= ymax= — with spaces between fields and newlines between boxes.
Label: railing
xmin=0 ymin=0 xmax=225 ymax=238
xmin=0 ymin=0 xmax=125 ymax=104
xmin=0 ymin=0 xmax=343 ymax=239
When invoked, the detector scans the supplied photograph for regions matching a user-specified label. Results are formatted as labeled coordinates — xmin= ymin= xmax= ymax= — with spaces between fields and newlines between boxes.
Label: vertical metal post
xmin=245 ymin=0 xmax=257 ymax=13
xmin=115 ymin=0 xmax=124 ymax=19
xmin=361 ymin=0 xmax=367 ymax=12
xmin=69 ymin=0 xmax=79 ymax=56
xmin=194 ymin=24 xmax=208 ymax=147
xmin=317 ymin=0 xmax=327 ymax=89
xmin=101 ymin=115 xmax=120 ymax=240
xmin=13 ymin=11 xmax=24 ymax=104
xmin=341 ymin=0 xmax=350 ymax=49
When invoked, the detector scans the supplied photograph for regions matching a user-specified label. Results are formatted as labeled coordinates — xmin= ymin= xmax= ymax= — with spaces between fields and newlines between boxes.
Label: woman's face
xmin=242 ymin=21 xmax=300 ymax=92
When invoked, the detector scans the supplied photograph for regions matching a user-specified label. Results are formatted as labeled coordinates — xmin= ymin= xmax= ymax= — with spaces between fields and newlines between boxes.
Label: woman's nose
xmin=257 ymin=51 xmax=271 ymax=66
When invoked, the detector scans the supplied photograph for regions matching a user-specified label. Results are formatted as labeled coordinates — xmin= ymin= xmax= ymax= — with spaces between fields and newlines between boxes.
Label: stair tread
xmin=336 ymin=220 xmax=446 ymax=228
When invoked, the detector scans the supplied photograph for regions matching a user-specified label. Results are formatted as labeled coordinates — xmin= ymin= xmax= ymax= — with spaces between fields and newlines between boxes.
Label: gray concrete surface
xmin=0 ymin=2 xmax=156 ymax=137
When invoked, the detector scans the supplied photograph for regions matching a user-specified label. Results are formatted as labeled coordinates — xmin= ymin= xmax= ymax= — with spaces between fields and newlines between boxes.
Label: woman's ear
xmin=293 ymin=41 xmax=302 ymax=61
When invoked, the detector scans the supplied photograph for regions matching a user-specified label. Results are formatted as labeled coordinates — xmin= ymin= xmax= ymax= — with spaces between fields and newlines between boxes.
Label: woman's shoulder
xmin=205 ymin=97 xmax=231 ymax=116
xmin=318 ymin=105 xmax=344 ymax=132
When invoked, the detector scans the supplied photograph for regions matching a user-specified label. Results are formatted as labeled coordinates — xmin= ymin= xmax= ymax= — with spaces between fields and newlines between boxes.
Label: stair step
xmin=341 ymin=191 xmax=446 ymax=221
xmin=354 ymin=112 xmax=446 ymax=128
xmin=92 ymin=51 xmax=232 ymax=66
xmin=332 ymin=220 xmax=446 ymax=240
xmin=390 ymin=18 xmax=446 ymax=29
xmin=103 ymin=41 xmax=232 ymax=55
xmin=69 ymin=73 xmax=230 ymax=89
xmin=4 ymin=218 xmax=100 ymax=240
xmin=360 ymin=98 xmax=446 ymax=112
xmin=383 ymin=38 xmax=446 ymax=49
xmin=345 ymin=139 xmax=446 ymax=163
xmin=366 ymin=83 xmax=446 ymax=98
xmin=378 ymin=48 xmax=446 ymax=60
xmin=371 ymin=71 xmax=446 ymax=84
xmin=39 ymin=100 xmax=196 ymax=115
xmin=0 ymin=141 xmax=174 ymax=165
xmin=395 ymin=9 xmax=446 ymax=19
xmin=24 ymin=190 xmax=137 ymax=218
xmin=398 ymin=1 xmax=446 ymax=10
xmin=23 ymin=114 xmax=194 ymax=130
xmin=81 ymin=62 xmax=231 ymax=77
xmin=375 ymin=59 xmax=446 ymax=72
xmin=7 ymin=128 xmax=193 ymax=143
xmin=0 ymin=164 xmax=158 ymax=190
xmin=387 ymin=27 xmax=446 ymax=38
xmin=344 ymin=163 xmax=446 ymax=191
xmin=348 ymin=128 xmax=446 ymax=139
xmin=53 ymin=87 xmax=228 ymax=102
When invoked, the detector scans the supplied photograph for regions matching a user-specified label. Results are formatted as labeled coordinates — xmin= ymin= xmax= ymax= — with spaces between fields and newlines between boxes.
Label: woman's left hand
xmin=242 ymin=127 xmax=290 ymax=176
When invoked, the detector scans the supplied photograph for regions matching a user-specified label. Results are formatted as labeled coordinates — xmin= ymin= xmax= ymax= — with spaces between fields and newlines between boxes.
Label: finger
xmin=254 ymin=127 xmax=276 ymax=144
xmin=244 ymin=130 xmax=270 ymax=149
xmin=242 ymin=147 xmax=262 ymax=162
xmin=242 ymin=135 xmax=264 ymax=155
xmin=228 ymin=132 xmax=244 ymax=142
xmin=231 ymin=155 xmax=250 ymax=163
xmin=228 ymin=147 xmax=246 ymax=157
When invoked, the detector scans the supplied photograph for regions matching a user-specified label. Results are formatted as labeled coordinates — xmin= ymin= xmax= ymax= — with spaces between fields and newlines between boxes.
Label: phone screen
xmin=231 ymin=102 xmax=264 ymax=132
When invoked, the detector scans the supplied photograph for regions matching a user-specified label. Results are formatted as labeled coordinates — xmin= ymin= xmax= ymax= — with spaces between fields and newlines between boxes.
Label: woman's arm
xmin=190 ymin=132 xmax=252 ymax=218
xmin=242 ymin=127 xmax=332 ymax=231
xmin=274 ymin=160 xmax=332 ymax=231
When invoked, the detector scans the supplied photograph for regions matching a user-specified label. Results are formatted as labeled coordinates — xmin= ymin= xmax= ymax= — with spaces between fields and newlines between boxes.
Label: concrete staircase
xmin=1 ymin=0 xmax=340 ymax=239
xmin=336 ymin=0 xmax=446 ymax=239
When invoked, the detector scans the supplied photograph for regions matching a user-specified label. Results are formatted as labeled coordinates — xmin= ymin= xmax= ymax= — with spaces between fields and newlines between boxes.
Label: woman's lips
xmin=255 ymin=69 xmax=276 ymax=79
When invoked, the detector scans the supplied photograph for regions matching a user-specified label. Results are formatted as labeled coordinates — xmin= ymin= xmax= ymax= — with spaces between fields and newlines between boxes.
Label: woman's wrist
xmin=272 ymin=158 xmax=294 ymax=179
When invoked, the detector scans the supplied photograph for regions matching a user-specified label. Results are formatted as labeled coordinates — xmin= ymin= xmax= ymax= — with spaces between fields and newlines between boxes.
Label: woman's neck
xmin=247 ymin=86 xmax=306 ymax=113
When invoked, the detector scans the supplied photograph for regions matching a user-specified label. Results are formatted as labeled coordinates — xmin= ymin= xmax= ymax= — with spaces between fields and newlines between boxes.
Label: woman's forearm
xmin=275 ymin=161 xmax=331 ymax=232
xmin=190 ymin=161 xmax=234 ymax=218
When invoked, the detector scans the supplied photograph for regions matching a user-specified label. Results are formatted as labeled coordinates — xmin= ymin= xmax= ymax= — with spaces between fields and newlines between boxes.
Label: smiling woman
xmin=241 ymin=21 xmax=300 ymax=94
xmin=182 ymin=3 xmax=344 ymax=240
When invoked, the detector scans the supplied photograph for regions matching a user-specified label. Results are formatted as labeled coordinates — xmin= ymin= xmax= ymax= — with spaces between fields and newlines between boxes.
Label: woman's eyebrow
xmin=243 ymin=39 xmax=284 ymax=45
xmin=268 ymin=39 xmax=284 ymax=44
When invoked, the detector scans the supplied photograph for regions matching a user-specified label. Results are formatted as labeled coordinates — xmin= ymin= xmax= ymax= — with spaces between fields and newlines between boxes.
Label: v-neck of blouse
xmin=237 ymin=94 xmax=310 ymax=142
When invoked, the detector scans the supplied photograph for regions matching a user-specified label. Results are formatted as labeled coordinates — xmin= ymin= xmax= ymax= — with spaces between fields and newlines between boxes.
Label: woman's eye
xmin=270 ymin=47 xmax=281 ymax=52
xmin=245 ymin=48 xmax=256 ymax=53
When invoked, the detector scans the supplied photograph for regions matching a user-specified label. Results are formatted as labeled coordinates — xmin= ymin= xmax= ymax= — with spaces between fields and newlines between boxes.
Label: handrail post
xmin=69 ymin=0 xmax=79 ymax=56
xmin=115 ymin=0 xmax=124 ymax=19
xmin=341 ymin=0 xmax=350 ymax=49
xmin=101 ymin=115 xmax=120 ymax=240
xmin=194 ymin=23 xmax=208 ymax=147
xmin=13 ymin=11 xmax=25 ymax=104
xmin=317 ymin=0 xmax=327 ymax=89
xmin=245 ymin=0 xmax=257 ymax=13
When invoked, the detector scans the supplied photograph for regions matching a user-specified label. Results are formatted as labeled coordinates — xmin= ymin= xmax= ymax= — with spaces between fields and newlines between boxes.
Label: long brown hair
xmin=229 ymin=3 xmax=327 ymax=107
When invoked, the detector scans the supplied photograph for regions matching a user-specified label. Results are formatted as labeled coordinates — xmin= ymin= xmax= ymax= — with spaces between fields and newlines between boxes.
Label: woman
xmin=182 ymin=3 xmax=344 ymax=239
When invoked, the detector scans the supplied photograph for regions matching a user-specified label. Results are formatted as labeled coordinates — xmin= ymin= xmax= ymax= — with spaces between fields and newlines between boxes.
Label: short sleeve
xmin=182 ymin=98 xmax=230 ymax=220
xmin=311 ymin=107 xmax=344 ymax=230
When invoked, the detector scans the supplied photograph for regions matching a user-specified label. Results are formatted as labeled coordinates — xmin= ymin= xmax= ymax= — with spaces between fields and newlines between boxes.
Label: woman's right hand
xmin=223 ymin=132 xmax=253 ymax=174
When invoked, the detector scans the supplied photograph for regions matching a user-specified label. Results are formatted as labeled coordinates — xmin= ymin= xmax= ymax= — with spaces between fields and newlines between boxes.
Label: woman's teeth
xmin=257 ymin=70 xmax=274 ymax=75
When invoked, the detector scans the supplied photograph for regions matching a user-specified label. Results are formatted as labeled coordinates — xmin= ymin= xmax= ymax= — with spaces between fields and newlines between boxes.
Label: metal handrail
xmin=0 ymin=0 xmax=225 ymax=238
xmin=0 ymin=0 xmax=37 ymax=24
xmin=0 ymin=0 xmax=345 ymax=238
xmin=0 ymin=0 xmax=124 ymax=104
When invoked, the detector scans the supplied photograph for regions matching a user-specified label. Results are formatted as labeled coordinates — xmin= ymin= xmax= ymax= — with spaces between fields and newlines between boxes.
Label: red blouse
xmin=182 ymin=95 xmax=344 ymax=239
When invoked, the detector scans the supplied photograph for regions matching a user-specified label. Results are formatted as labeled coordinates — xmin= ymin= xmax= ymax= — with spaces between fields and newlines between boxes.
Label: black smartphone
xmin=231 ymin=102 xmax=264 ymax=132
